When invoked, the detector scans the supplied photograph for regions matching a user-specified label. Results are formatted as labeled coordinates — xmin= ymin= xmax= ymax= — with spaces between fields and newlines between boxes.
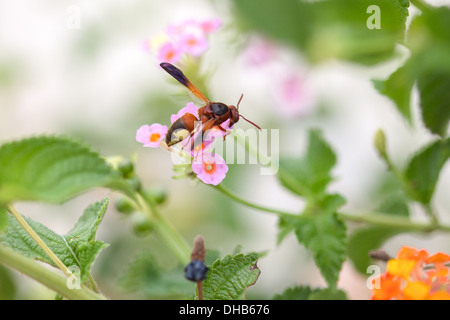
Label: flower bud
xmin=143 ymin=187 xmax=168 ymax=205
xmin=115 ymin=197 xmax=135 ymax=215
xmin=118 ymin=158 xmax=134 ymax=178
xmin=374 ymin=129 xmax=387 ymax=159
xmin=131 ymin=212 xmax=154 ymax=236
xmin=127 ymin=177 xmax=142 ymax=191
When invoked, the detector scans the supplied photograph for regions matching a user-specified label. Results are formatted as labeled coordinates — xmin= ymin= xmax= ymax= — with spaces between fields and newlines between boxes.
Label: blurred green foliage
xmin=1 ymin=0 xmax=450 ymax=301
xmin=233 ymin=0 xmax=408 ymax=65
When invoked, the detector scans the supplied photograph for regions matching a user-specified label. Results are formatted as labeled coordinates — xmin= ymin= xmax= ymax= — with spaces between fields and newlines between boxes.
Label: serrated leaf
xmin=293 ymin=214 xmax=346 ymax=288
xmin=279 ymin=195 xmax=346 ymax=288
xmin=411 ymin=6 xmax=450 ymax=138
xmin=417 ymin=69 xmax=450 ymax=138
xmin=278 ymin=129 xmax=336 ymax=200
xmin=0 ymin=136 xmax=132 ymax=204
xmin=66 ymin=197 xmax=108 ymax=242
xmin=1 ymin=198 xmax=110 ymax=283
xmin=202 ymin=252 xmax=260 ymax=300
xmin=405 ymin=138 xmax=450 ymax=204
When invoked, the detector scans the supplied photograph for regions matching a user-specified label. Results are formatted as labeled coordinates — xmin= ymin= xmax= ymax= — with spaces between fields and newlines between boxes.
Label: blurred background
xmin=1 ymin=0 xmax=450 ymax=299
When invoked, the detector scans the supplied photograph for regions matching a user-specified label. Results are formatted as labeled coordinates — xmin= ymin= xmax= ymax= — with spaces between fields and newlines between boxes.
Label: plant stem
xmin=6 ymin=204 xmax=73 ymax=278
xmin=197 ymin=281 xmax=203 ymax=300
xmin=410 ymin=0 xmax=432 ymax=11
xmin=0 ymin=245 xmax=106 ymax=300
xmin=424 ymin=203 xmax=439 ymax=227
xmin=136 ymin=192 xmax=191 ymax=265
xmin=214 ymin=184 xmax=297 ymax=218
xmin=338 ymin=211 xmax=450 ymax=232
xmin=213 ymin=184 xmax=450 ymax=233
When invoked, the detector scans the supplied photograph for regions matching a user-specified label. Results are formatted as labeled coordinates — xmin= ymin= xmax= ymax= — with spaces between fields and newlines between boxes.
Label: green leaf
xmin=278 ymin=129 xmax=336 ymax=200
xmin=376 ymin=195 xmax=410 ymax=217
xmin=417 ymin=69 xmax=450 ymax=138
xmin=0 ymin=136 xmax=131 ymax=204
xmin=279 ymin=195 xmax=347 ymax=288
xmin=0 ymin=207 xmax=7 ymax=232
xmin=373 ymin=62 xmax=415 ymax=123
xmin=273 ymin=286 xmax=315 ymax=300
xmin=1 ymin=198 xmax=110 ymax=283
xmin=273 ymin=285 xmax=347 ymax=300
xmin=409 ymin=6 xmax=450 ymax=138
xmin=233 ymin=0 xmax=408 ymax=65
xmin=118 ymin=252 xmax=194 ymax=299
xmin=376 ymin=5 xmax=450 ymax=136
xmin=405 ymin=138 xmax=450 ymax=204
xmin=202 ymin=252 xmax=260 ymax=300
xmin=308 ymin=287 xmax=348 ymax=300
xmin=347 ymin=226 xmax=405 ymax=274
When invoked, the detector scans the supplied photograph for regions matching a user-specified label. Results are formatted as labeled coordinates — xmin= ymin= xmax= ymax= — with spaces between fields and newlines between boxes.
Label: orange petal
xmin=426 ymin=252 xmax=450 ymax=264
xmin=371 ymin=274 xmax=402 ymax=300
xmin=428 ymin=291 xmax=450 ymax=300
xmin=397 ymin=246 xmax=428 ymax=261
xmin=403 ymin=281 xmax=430 ymax=300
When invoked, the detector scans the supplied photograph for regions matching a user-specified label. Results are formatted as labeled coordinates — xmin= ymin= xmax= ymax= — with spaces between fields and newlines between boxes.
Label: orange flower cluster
xmin=371 ymin=246 xmax=450 ymax=300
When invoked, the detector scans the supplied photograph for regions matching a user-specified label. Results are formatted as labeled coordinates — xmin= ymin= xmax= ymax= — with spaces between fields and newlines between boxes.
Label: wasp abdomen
xmin=166 ymin=113 xmax=198 ymax=146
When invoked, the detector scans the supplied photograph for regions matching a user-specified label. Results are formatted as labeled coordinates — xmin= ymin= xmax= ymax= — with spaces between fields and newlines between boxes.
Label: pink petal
xmin=199 ymin=19 xmax=222 ymax=33
xmin=136 ymin=123 xmax=167 ymax=148
xmin=272 ymin=73 xmax=315 ymax=118
xmin=171 ymin=102 xmax=199 ymax=123
xmin=157 ymin=42 xmax=182 ymax=64
xmin=136 ymin=125 xmax=151 ymax=144
xmin=178 ymin=32 xmax=209 ymax=57
xmin=192 ymin=153 xmax=228 ymax=185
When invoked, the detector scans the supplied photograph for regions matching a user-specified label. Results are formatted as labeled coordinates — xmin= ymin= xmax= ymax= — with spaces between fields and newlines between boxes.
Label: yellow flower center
xmin=203 ymin=162 xmax=216 ymax=175
xmin=187 ymin=38 xmax=197 ymax=46
xmin=403 ymin=281 xmax=430 ymax=300
xmin=149 ymin=133 xmax=161 ymax=142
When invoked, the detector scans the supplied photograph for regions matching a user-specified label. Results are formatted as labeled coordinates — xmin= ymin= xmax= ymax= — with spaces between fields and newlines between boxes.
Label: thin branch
xmin=6 ymin=204 xmax=73 ymax=278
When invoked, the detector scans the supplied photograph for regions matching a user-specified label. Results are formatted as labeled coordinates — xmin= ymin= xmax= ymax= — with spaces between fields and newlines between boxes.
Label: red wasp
xmin=160 ymin=62 xmax=261 ymax=148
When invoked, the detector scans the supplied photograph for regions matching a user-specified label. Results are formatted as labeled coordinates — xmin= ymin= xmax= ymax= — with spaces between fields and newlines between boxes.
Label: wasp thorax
xmin=210 ymin=103 xmax=229 ymax=116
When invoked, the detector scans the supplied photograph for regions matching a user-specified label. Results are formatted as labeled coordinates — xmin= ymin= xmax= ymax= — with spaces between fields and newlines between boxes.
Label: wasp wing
xmin=160 ymin=62 xmax=210 ymax=103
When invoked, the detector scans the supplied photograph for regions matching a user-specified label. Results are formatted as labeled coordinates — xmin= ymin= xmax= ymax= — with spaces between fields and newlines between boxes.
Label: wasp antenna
xmin=240 ymin=114 xmax=262 ymax=131
xmin=236 ymin=94 xmax=244 ymax=111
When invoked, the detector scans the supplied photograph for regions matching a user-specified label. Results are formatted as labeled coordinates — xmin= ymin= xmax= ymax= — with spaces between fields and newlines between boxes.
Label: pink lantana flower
xmin=242 ymin=37 xmax=277 ymax=67
xmin=170 ymin=102 xmax=199 ymax=123
xmin=147 ymin=18 xmax=222 ymax=65
xmin=188 ymin=130 xmax=215 ymax=157
xmin=136 ymin=123 xmax=168 ymax=148
xmin=178 ymin=32 xmax=209 ymax=57
xmin=199 ymin=18 xmax=222 ymax=34
xmin=192 ymin=152 xmax=228 ymax=185
xmin=157 ymin=42 xmax=182 ymax=64
xmin=272 ymin=72 xmax=315 ymax=118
